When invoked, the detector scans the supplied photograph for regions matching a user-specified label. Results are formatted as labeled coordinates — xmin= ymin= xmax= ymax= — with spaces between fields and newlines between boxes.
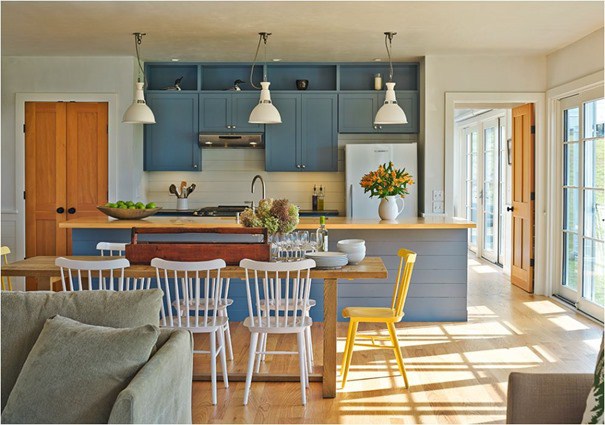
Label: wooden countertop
xmin=60 ymin=216 xmax=475 ymax=230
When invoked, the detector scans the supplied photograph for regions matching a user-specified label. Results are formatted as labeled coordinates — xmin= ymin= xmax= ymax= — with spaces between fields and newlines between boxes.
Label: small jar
xmin=374 ymin=73 xmax=382 ymax=91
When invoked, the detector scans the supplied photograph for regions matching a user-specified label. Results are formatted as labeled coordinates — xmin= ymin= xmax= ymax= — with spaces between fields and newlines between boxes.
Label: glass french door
xmin=463 ymin=116 xmax=507 ymax=264
xmin=559 ymin=87 xmax=604 ymax=320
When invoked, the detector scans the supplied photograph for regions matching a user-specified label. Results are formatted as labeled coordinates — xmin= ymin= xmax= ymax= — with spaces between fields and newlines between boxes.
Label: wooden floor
xmin=191 ymin=257 xmax=602 ymax=424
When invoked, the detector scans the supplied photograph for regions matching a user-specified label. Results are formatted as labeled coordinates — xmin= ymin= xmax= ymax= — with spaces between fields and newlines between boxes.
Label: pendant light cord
xmin=250 ymin=33 xmax=269 ymax=90
xmin=385 ymin=33 xmax=394 ymax=82
xmin=134 ymin=33 xmax=146 ymax=86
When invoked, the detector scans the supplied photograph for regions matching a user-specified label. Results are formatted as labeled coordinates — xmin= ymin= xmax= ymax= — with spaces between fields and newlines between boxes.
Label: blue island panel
xmin=71 ymin=227 xmax=468 ymax=322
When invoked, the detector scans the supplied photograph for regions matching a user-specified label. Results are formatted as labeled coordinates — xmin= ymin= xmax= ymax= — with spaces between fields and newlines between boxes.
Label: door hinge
xmin=530 ymin=125 xmax=536 ymax=134
xmin=529 ymin=258 xmax=535 ymax=267
xmin=23 ymin=124 xmax=26 ymax=134
xmin=530 ymin=192 xmax=535 ymax=201
xmin=23 ymin=191 xmax=26 ymax=200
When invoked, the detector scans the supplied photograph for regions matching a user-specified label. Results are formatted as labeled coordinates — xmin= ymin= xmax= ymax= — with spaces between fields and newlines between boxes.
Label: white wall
xmin=423 ymin=55 xmax=547 ymax=214
xmin=547 ymin=27 xmax=604 ymax=89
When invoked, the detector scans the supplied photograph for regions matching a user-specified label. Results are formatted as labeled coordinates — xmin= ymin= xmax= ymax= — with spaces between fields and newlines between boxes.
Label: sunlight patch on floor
xmin=442 ymin=321 xmax=511 ymax=337
xmin=523 ymin=300 xmax=567 ymax=314
xmin=584 ymin=338 xmax=603 ymax=350
xmin=471 ymin=265 xmax=499 ymax=274
xmin=548 ymin=315 xmax=591 ymax=331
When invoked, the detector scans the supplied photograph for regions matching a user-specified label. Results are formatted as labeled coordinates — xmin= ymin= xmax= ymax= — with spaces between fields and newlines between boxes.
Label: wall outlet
xmin=432 ymin=190 xmax=444 ymax=202
xmin=432 ymin=201 xmax=445 ymax=214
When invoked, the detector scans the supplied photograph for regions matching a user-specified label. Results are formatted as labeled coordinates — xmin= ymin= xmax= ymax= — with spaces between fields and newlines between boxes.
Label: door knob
xmin=56 ymin=207 xmax=65 ymax=214
xmin=68 ymin=208 xmax=76 ymax=214
xmin=506 ymin=206 xmax=514 ymax=212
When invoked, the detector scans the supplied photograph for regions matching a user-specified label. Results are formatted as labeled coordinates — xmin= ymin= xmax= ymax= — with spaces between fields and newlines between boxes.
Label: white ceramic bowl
xmin=342 ymin=250 xmax=366 ymax=265
xmin=337 ymin=239 xmax=365 ymax=247
xmin=336 ymin=244 xmax=366 ymax=265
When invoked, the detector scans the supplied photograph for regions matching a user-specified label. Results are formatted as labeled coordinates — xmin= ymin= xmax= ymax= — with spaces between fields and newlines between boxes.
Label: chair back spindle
xmin=55 ymin=257 xmax=129 ymax=292
xmin=390 ymin=248 xmax=417 ymax=318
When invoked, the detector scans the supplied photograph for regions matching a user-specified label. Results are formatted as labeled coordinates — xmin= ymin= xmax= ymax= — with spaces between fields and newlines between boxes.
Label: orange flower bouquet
xmin=360 ymin=162 xmax=414 ymax=199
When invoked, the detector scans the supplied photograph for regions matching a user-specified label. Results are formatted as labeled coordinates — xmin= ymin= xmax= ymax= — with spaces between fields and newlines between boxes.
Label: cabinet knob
xmin=232 ymin=125 xmax=236 ymax=129
xmin=379 ymin=125 xmax=383 ymax=129
xmin=56 ymin=207 xmax=65 ymax=214
xmin=301 ymin=164 xmax=306 ymax=169
xmin=226 ymin=125 xmax=231 ymax=129
xmin=373 ymin=125 xmax=377 ymax=130
xmin=296 ymin=165 xmax=301 ymax=169
xmin=68 ymin=208 xmax=76 ymax=214
xmin=193 ymin=164 xmax=198 ymax=169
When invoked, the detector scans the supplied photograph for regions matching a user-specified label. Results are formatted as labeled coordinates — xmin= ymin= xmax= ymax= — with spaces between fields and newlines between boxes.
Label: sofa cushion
xmin=1 ymin=315 xmax=159 ymax=424
xmin=1 ymin=289 xmax=163 ymax=410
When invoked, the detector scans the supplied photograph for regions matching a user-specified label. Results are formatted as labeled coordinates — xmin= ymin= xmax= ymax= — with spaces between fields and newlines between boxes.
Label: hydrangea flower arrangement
xmin=240 ymin=198 xmax=299 ymax=235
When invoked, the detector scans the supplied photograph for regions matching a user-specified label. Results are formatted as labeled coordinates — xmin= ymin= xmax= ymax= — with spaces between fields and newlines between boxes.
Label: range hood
xmin=199 ymin=133 xmax=264 ymax=149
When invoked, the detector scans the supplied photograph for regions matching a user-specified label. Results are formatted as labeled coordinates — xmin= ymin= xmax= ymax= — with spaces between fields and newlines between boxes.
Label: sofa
xmin=506 ymin=372 xmax=593 ymax=424
xmin=1 ymin=290 xmax=193 ymax=424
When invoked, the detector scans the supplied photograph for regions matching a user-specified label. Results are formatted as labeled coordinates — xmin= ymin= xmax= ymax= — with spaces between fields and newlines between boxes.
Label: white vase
xmin=378 ymin=196 xmax=405 ymax=220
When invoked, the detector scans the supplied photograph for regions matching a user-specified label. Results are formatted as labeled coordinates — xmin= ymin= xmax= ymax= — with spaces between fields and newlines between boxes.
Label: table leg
xmin=322 ymin=278 xmax=337 ymax=398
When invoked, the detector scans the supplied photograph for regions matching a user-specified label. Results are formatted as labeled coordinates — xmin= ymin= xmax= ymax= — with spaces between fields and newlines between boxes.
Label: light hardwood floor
xmin=191 ymin=256 xmax=602 ymax=424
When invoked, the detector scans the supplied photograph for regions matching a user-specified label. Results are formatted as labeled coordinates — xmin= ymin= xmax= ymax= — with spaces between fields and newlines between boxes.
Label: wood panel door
xmin=511 ymin=103 xmax=535 ymax=292
xmin=25 ymin=102 xmax=108 ymax=265
xmin=25 ymin=102 xmax=68 ymax=260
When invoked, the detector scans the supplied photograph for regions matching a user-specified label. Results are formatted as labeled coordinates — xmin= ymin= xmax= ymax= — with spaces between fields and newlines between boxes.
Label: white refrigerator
xmin=345 ymin=143 xmax=418 ymax=219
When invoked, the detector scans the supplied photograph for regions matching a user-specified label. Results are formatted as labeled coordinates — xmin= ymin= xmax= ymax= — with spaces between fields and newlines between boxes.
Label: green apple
xmin=126 ymin=201 xmax=135 ymax=207
xmin=128 ymin=205 xmax=136 ymax=209
xmin=145 ymin=202 xmax=157 ymax=209
xmin=135 ymin=202 xmax=145 ymax=209
xmin=118 ymin=204 xmax=128 ymax=209
xmin=106 ymin=202 xmax=117 ymax=208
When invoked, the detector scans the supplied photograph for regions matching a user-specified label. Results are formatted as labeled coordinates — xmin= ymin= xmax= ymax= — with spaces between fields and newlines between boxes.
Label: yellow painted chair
xmin=340 ymin=248 xmax=417 ymax=389
xmin=1 ymin=246 xmax=13 ymax=291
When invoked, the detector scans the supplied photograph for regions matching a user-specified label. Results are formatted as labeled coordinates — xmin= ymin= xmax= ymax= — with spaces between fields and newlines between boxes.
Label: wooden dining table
xmin=1 ymin=255 xmax=387 ymax=398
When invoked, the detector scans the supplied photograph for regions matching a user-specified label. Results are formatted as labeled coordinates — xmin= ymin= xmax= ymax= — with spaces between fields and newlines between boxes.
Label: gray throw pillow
xmin=1 ymin=315 xmax=159 ymax=424
xmin=1 ymin=289 xmax=163 ymax=410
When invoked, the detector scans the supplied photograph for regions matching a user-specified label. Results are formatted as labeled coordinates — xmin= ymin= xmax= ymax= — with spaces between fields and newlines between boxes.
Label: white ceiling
xmin=2 ymin=1 xmax=603 ymax=62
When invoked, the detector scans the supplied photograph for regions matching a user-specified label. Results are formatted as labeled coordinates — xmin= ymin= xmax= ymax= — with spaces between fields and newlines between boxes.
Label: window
xmin=559 ymin=88 xmax=604 ymax=319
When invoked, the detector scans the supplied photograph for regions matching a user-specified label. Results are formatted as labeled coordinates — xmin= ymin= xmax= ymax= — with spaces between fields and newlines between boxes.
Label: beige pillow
xmin=1 ymin=315 xmax=159 ymax=424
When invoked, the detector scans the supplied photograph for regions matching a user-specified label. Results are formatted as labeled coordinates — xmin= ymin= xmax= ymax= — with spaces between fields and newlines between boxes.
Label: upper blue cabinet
xmin=265 ymin=93 xmax=337 ymax=172
xmin=199 ymin=92 xmax=263 ymax=133
xmin=144 ymin=93 xmax=200 ymax=171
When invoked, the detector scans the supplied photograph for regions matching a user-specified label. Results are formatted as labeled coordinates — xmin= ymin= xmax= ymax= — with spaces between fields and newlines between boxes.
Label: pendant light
xmin=249 ymin=32 xmax=282 ymax=124
xmin=374 ymin=32 xmax=407 ymax=125
xmin=123 ymin=32 xmax=156 ymax=124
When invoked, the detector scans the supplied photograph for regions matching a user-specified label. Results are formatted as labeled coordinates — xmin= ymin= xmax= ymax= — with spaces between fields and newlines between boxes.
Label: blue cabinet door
xmin=338 ymin=93 xmax=379 ymax=133
xmin=301 ymin=94 xmax=338 ymax=171
xmin=378 ymin=91 xmax=419 ymax=134
xmin=265 ymin=94 xmax=300 ymax=172
xmin=199 ymin=93 xmax=231 ymax=132
xmin=144 ymin=93 xmax=200 ymax=171
xmin=231 ymin=93 xmax=264 ymax=133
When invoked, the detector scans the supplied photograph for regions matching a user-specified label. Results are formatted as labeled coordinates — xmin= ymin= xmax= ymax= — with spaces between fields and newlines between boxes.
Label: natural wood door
xmin=511 ymin=104 xmax=535 ymax=292
xmin=25 ymin=102 xmax=108 ymax=271
xmin=65 ymin=103 xmax=108 ymax=252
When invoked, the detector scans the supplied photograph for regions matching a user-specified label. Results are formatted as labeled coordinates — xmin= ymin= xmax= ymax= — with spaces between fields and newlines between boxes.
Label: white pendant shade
xmin=123 ymin=82 xmax=156 ymax=124
xmin=249 ymin=82 xmax=282 ymax=124
xmin=374 ymin=82 xmax=407 ymax=125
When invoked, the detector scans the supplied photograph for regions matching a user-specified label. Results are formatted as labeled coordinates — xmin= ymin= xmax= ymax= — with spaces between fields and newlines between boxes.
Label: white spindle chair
xmin=151 ymin=258 xmax=229 ymax=405
xmin=96 ymin=242 xmax=150 ymax=291
xmin=240 ymin=258 xmax=316 ymax=406
xmin=55 ymin=257 xmax=130 ymax=291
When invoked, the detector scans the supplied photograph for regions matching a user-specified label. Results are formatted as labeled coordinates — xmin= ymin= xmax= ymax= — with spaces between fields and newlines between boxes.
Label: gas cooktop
xmin=193 ymin=205 xmax=248 ymax=217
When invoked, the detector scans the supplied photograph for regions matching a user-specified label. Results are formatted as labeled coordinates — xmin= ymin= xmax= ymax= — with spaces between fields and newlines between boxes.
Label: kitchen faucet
xmin=251 ymin=175 xmax=266 ymax=209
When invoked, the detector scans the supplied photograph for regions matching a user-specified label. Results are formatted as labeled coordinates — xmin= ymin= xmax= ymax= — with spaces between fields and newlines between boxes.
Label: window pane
xmin=584 ymin=189 xmax=605 ymax=240
xmin=584 ymin=138 xmax=604 ymax=189
xmin=564 ymin=108 xmax=580 ymax=142
xmin=564 ymin=143 xmax=579 ymax=186
xmin=484 ymin=212 xmax=494 ymax=251
xmin=584 ymin=98 xmax=605 ymax=139
xmin=583 ymin=239 xmax=604 ymax=307
xmin=563 ymin=232 xmax=579 ymax=291
xmin=563 ymin=188 xmax=579 ymax=232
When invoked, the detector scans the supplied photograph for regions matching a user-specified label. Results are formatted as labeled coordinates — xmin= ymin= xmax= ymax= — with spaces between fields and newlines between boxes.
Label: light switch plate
xmin=432 ymin=201 xmax=444 ymax=214
xmin=432 ymin=190 xmax=444 ymax=202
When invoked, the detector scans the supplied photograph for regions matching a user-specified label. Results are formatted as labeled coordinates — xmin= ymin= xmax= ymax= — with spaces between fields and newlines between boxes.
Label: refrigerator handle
xmin=349 ymin=184 xmax=354 ymax=218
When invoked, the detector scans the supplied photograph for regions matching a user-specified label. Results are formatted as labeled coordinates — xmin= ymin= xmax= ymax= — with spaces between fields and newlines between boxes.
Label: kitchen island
xmin=61 ymin=216 xmax=475 ymax=322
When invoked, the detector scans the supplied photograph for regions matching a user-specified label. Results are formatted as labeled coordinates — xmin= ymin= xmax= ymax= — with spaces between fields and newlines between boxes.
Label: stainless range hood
xmin=199 ymin=133 xmax=264 ymax=149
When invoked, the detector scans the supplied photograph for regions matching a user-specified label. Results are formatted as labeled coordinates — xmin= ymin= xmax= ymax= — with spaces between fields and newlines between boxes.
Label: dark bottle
xmin=312 ymin=185 xmax=318 ymax=211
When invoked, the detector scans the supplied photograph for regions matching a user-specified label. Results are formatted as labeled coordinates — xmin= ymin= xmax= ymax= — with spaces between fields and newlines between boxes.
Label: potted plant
xmin=360 ymin=162 xmax=414 ymax=220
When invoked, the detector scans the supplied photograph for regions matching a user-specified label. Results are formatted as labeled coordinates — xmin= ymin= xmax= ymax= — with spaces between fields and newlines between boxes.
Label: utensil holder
xmin=176 ymin=198 xmax=188 ymax=211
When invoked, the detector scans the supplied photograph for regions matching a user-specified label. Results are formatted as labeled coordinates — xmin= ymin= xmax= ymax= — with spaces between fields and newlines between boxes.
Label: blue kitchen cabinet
xmin=339 ymin=91 xmax=418 ymax=134
xmin=265 ymin=94 xmax=301 ymax=172
xmin=265 ymin=93 xmax=338 ymax=172
xmin=199 ymin=92 xmax=263 ymax=133
xmin=144 ymin=93 xmax=200 ymax=171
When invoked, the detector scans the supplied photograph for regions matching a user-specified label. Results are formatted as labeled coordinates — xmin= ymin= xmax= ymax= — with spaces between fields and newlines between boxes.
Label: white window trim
xmin=548 ymin=76 xmax=604 ymax=320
